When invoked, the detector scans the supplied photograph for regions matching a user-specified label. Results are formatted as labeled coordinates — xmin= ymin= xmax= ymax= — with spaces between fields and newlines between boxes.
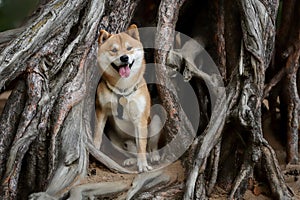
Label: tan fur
xmin=95 ymin=25 xmax=154 ymax=172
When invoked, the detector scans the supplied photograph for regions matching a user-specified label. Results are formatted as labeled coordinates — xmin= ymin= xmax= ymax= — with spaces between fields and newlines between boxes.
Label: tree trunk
xmin=0 ymin=0 xmax=299 ymax=199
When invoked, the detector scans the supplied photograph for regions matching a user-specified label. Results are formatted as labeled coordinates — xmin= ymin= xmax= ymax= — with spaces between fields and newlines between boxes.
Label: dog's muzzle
xmin=111 ymin=60 xmax=134 ymax=78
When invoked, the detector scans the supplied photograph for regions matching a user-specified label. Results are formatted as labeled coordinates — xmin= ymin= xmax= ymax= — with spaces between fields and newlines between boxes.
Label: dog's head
xmin=97 ymin=24 xmax=144 ymax=79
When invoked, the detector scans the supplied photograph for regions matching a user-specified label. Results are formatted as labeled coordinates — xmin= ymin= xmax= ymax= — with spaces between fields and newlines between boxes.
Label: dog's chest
xmin=100 ymin=89 xmax=146 ymax=122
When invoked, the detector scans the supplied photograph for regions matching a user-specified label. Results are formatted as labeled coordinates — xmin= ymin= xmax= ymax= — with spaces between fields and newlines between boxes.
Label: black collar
xmin=105 ymin=81 xmax=139 ymax=97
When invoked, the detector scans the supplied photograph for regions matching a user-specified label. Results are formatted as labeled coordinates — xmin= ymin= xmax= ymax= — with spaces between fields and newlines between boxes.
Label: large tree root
xmin=0 ymin=0 xmax=145 ymax=198
xmin=29 ymin=169 xmax=173 ymax=200
xmin=284 ymin=45 xmax=300 ymax=164
xmin=262 ymin=143 xmax=294 ymax=199
xmin=228 ymin=140 xmax=293 ymax=199
xmin=183 ymin=92 xmax=226 ymax=200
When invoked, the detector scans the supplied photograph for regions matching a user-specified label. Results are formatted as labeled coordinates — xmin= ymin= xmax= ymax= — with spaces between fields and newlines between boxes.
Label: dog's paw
xmin=150 ymin=151 xmax=160 ymax=163
xmin=123 ymin=158 xmax=137 ymax=166
xmin=137 ymin=160 xmax=152 ymax=172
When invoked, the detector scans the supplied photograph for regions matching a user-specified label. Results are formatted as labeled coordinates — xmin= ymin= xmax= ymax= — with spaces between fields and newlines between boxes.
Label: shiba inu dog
xmin=95 ymin=24 xmax=160 ymax=172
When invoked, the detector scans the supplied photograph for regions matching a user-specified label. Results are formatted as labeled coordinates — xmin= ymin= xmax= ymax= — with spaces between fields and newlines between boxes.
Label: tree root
xmin=0 ymin=0 xmax=86 ymax=90
xmin=261 ymin=142 xmax=294 ymax=199
xmin=29 ymin=170 xmax=172 ymax=200
xmin=228 ymin=140 xmax=294 ymax=199
xmin=87 ymin=139 xmax=132 ymax=174
xmin=126 ymin=170 xmax=170 ymax=199
xmin=195 ymin=158 xmax=208 ymax=200
xmin=0 ymin=81 xmax=26 ymax=178
xmin=184 ymin=93 xmax=227 ymax=200
xmin=1 ymin=71 xmax=44 ymax=198
xmin=228 ymin=160 xmax=252 ymax=199
xmin=155 ymin=0 xmax=197 ymax=164
xmin=285 ymin=46 xmax=300 ymax=164
xmin=207 ymin=139 xmax=221 ymax=196
xmin=68 ymin=181 xmax=130 ymax=200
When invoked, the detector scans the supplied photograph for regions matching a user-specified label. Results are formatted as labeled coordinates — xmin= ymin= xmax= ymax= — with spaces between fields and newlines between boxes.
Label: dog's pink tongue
xmin=119 ymin=65 xmax=130 ymax=78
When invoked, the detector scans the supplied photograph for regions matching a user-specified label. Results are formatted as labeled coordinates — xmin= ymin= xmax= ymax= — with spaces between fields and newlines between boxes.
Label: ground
xmin=0 ymin=92 xmax=299 ymax=199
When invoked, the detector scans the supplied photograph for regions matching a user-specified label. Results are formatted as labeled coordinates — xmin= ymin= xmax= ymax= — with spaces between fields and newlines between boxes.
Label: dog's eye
xmin=127 ymin=46 xmax=132 ymax=51
xmin=111 ymin=48 xmax=118 ymax=53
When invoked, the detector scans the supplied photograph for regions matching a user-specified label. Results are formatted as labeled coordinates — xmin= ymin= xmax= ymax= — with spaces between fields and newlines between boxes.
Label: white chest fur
xmin=99 ymin=84 xmax=146 ymax=123
xmin=123 ymin=95 xmax=146 ymax=121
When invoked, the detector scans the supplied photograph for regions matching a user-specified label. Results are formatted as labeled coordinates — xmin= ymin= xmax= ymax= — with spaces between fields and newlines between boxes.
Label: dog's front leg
xmin=135 ymin=120 xmax=152 ymax=172
xmin=127 ymin=99 xmax=152 ymax=172
xmin=94 ymin=109 xmax=107 ymax=149
xmin=147 ymin=114 xmax=162 ymax=163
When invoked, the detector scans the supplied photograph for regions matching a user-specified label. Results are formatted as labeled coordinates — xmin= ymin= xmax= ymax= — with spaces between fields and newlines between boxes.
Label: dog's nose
xmin=120 ymin=55 xmax=129 ymax=63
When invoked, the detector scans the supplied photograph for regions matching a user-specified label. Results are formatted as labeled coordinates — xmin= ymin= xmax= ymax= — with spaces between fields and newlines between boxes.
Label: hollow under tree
xmin=0 ymin=0 xmax=299 ymax=199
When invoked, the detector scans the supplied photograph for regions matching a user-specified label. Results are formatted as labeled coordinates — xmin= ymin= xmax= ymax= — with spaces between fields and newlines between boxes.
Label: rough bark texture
xmin=0 ymin=0 xmax=140 ymax=198
xmin=154 ymin=0 xmax=196 ymax=166
xmin=283 ymin=0 xmax=300 ymax=165
xmin=266 ymin=0 xmax=300 ymax=165
xmin=0 ymin=0 xmax=299 ymax=199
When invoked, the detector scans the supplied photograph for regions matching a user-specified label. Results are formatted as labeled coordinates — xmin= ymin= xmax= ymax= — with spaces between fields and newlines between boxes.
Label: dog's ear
xmin=98 ymin=30 xmax=111 ymax=45
xmin=127 ymin=24 xmax=140 ymax=41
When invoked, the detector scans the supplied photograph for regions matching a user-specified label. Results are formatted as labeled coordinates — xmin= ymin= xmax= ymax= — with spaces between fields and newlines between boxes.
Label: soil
xmin=0 ymin=92 xmax=300 ymax=199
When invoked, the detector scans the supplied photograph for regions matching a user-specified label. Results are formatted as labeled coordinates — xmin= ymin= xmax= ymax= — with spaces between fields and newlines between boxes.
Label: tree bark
xmin=154 ymin=0 xmax=197 ymax=166
xmin=283 ymin=0 xmax=300 ymax=165
xmin=0 ymin=0 xmax=299 ymax=199
xmin=0 ymin=0 xmax=142 ymax=198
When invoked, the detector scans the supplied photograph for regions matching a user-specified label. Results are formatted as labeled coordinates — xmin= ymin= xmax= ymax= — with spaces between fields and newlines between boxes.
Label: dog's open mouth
xmin=111 ymin=61 xmax=134 ymax=78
